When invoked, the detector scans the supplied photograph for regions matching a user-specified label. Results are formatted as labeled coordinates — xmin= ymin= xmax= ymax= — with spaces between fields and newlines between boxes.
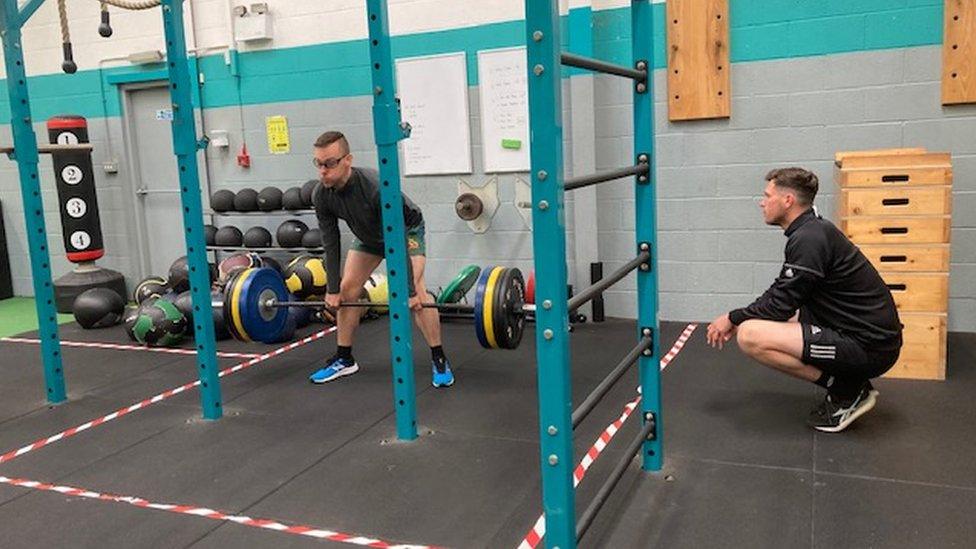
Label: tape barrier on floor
xmin=0 ymin=475 xmax=437 ymax=549
xmin=0 ymin=337 xmax=261 ymax=359
xmin=0 ymin=327 xmax=336 ymax=466
xmin=517 ymin=324 xmax=698 ymax=549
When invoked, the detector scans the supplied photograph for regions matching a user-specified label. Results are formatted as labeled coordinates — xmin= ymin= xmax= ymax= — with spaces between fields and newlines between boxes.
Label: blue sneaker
xmin=309 ymin=356 xmax=359 ymax=384
xmin=432 ymin=358 xmax=454 ymax=388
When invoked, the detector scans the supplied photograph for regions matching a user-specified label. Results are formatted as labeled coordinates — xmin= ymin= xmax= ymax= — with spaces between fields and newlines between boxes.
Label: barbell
xmin=219 ymin=265 xmax=531 ymax=349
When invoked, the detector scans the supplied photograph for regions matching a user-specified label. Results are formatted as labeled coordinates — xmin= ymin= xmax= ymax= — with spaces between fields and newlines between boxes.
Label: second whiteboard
xmin=478 ymin=46 xmax=531 ymax=174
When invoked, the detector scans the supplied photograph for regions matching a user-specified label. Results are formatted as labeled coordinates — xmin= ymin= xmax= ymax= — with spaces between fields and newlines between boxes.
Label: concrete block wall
xmin=1 ymin=0 xmax=973 ymax=333
xmin=595 ymin=46 xmax=976 ymax=331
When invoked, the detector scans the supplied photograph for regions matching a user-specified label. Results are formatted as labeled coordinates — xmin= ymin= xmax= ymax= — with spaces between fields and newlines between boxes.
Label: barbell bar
xmin=221 ymin=265 xmax=530 ymax=349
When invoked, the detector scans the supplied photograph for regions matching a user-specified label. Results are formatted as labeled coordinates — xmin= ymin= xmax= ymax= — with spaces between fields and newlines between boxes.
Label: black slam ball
xmin=243 ymin=226 xmax=273 ymax=248
xmin=211 ymin=189 xmax=235 ymax=212
xmin=233 ymin=188 xmax=259 ymax=212
xmin=73 ymin=288 xmax=125 ymax=329
xmin=257 ymin=187 xmax=284 ymax=211
xmin=301 ymin=228 xmax=323 ymax=249
xmin=214 ymin=226 xmax=244 ymax=247
xmin=204 ymin=224 xmax=218 ymax=246
xmin=300 ymin=179 xmax=319 ymax=207
xmin=276 ymin=219 xmax=309 ymax=248
xmin=282 ymin=187 xmax=304 ymax=210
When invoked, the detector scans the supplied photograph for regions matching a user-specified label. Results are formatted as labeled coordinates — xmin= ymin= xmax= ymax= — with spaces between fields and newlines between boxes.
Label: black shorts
xmin=801 ymin=323 xmax=901 ymax=380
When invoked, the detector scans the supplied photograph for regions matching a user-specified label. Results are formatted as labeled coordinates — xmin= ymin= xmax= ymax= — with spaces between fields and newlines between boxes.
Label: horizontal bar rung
xmin=0 ymin=143 xmax=93 ymax=155
xmin=565 ymin=163 xmax=649 ymax=191
xmin=572 ymin=336 xmax=652 ymax=428
xmin=576 ymin=418 xmax=656 ymax=541
xmin=560 ymin=52 xmax=646 ymax=81
xmin=568 ymin=250 xmax=650 ymax=311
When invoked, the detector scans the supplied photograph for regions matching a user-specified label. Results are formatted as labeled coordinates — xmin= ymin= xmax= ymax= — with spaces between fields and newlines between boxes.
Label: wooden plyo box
xmin=836 ymin=148 xmax=952 ymax=380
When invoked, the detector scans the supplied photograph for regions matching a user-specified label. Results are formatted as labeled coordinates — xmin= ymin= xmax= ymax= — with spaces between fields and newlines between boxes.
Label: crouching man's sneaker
xmin=309 ymin=355 xmax=359 ymax=384
xmin=432 ymin=358 xmax=454 ymax=388
xmin=807 ymin=384 xmax=876 ymax=433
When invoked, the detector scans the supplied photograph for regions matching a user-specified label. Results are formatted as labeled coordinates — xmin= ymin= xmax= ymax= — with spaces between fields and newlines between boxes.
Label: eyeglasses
xmin=312 ymin=154 xmax=348 ymax=170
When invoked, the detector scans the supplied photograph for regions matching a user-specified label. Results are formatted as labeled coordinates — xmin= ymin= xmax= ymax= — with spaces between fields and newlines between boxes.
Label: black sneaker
xmin=865 ymin=380 xmax=880 ymax=398
xmin=807 ymin=385 xmax=877 ymax=433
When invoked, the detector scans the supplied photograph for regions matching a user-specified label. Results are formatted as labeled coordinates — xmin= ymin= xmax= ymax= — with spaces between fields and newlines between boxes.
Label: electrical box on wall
xmin=234 ymin=3 xmax=273 ymax=42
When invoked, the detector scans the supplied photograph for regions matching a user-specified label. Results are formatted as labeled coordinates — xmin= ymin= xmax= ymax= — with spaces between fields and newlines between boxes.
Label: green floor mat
xmin=0 ymin=297 xmax=75 ymax=339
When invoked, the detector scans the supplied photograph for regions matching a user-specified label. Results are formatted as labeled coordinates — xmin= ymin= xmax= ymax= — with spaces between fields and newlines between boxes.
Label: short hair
xmin=765 ymin=167 xmax=818 ymax=206
xmin=314 ymin=131 xmax=349 ymax=154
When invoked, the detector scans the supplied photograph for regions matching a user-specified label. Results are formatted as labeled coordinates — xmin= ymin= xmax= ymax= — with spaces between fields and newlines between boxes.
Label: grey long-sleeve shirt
xmin=312 ymin=167 xmax=424 ymax=295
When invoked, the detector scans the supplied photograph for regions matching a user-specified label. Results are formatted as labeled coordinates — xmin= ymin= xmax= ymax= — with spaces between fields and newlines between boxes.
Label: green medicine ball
xmin=133 ymin=299 xmax=188 ymax=347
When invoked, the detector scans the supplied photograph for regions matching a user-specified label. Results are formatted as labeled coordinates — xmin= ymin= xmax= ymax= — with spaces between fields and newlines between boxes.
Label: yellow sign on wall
xmin=266 ymin=115 xmax=290 ymax=154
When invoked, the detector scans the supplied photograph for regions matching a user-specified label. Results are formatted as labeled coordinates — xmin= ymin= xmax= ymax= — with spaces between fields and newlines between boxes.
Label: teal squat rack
xmin=524 ymin=2 xmax=661 ymax=547
xmin=0 ymin=0 xmax=222 ymax=419
xmin=364 ymin=1 xmax=661 ymax=547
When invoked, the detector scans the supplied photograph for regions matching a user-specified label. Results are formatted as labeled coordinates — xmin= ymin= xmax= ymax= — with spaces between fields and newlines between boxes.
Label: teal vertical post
xmin=161 ymin=0 xmax=222 ymax=419
xmin=0 ymin=0 xmax=67 ymax=404
xmin=632 ymin=0 xmax=663 ymax=471
xmin=365 ymin=0 xmax=417 ymax=441
xmin=525 ymin=2 xmax=575 ymax=547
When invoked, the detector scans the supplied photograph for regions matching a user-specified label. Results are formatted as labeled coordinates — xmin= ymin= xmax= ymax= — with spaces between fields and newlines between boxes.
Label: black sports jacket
xmin=729 ymin=208 xmax=902 ymax=351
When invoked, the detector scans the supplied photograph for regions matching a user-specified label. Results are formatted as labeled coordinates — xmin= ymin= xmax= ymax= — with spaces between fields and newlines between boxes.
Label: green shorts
xmin=351 ymin=222 xmax=426 ymax=257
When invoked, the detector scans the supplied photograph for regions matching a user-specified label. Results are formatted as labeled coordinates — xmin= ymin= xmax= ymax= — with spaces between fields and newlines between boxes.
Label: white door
xmin=123 ymin=84 xmax=198 ymax=279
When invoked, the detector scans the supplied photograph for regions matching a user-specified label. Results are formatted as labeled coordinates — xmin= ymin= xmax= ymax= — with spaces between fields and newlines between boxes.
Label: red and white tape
xmin=0 ymin=475 xmax=436 ymax=549
xmin=1 ymin=337 xmax=261 ymax=359
xmin=518 ymin=323 xmax=698 ymax=549
xmin=0 ymin=327 xmax=336 ymax=466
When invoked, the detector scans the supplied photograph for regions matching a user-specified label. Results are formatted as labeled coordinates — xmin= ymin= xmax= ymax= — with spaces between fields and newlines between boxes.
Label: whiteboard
xmin=394 ymin=52 xmax=473 ymax=176
xmin=477 ymin=46 xmax=531 ymax=173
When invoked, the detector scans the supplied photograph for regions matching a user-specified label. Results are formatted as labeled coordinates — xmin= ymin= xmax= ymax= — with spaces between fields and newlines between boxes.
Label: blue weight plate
xmin=472 ymin=265 xmax=494 ymax=348
xmin=238 ymin=267 xmax=289 ymax=344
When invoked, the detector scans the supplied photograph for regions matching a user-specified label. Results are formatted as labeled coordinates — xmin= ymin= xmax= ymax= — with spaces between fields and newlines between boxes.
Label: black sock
xmin=829 ymin=377 xmax=864 ymax=403
xmin=431 ymin=345 xmax=445 ymax=362
xmin=814 ymin=371 xmax=834 ymax=390
xmin=337 ymin=345 xmax=352 ymax=360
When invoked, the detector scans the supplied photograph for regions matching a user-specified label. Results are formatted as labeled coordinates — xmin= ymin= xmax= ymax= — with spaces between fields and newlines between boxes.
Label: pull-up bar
xmin=0 ymin=143 xmax=93 ymax=156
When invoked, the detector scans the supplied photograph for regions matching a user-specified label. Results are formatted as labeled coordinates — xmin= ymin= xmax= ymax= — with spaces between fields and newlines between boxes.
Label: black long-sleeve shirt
xmin=729 ymin=208 xmax=902 ymax=351
xmin=313 ymin=167 xmax=424 ymax=295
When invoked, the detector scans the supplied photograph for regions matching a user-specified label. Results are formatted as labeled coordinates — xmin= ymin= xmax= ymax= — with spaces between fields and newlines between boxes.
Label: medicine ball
xmin=217 ymin=252 xmax=261 ymax=286
xmin=257 ymin=186 xmax=283 ymax=211
xmin=259 ymin=255 xmax=283 ymax=274
xmin=363 ymin=273 xmax=389 ymax=314
xmin=168 ymin=256 xmax=191 ymax=293
xmin=300 ymin=179 xmax=319 ymax=207
xmin=244 ymin=226 xmax=273 ymax=248
xmin=233 ymin=188 xmax=259 ymax=212
xmin=276 ymin=219 xmax=309 ymax=248
xmin=301 ymin=228 xmax=322 ymax=249
xmin=132 ymin=299 xmax=187 ymax=347
xmin=204 ymin=224 xmax=218 ymax=246
xmin=122 ymin=304 xmax=140 ymax=341
xmin=214 ymin=226 xmax=244 ymax=247
xmin=174 ymin=291 xmax=194 ymax=326
xmin=288 ymin=294 xmax=312 ymax=328
xmin=211 ymin=189 xmax=235 ymax=212
xmin=282 ymin=187 xmax=304 ymax=210
xmin=283 ymin=255 xmax=328 ymax=298
xmin=73 ymin=288 xmax=125 ymax=329
xmin=134 ymin=275 xmax=168 ymax=304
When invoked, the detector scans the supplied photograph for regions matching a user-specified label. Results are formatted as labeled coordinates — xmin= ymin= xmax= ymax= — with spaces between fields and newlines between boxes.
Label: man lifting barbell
xmin=308 ymin=131 xmax=454 ymax=387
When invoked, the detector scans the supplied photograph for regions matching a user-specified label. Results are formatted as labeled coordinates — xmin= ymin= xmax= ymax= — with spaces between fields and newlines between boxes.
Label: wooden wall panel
xmin=666 ymin=0 xmax=730 ymax=121
xmin=943 ymin=0 xmax=976 ymax=104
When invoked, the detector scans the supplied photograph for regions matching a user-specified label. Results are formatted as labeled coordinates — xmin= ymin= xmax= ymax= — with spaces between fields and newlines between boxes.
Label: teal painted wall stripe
xmin=0 ymin=1 xmax=945 ymax=121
